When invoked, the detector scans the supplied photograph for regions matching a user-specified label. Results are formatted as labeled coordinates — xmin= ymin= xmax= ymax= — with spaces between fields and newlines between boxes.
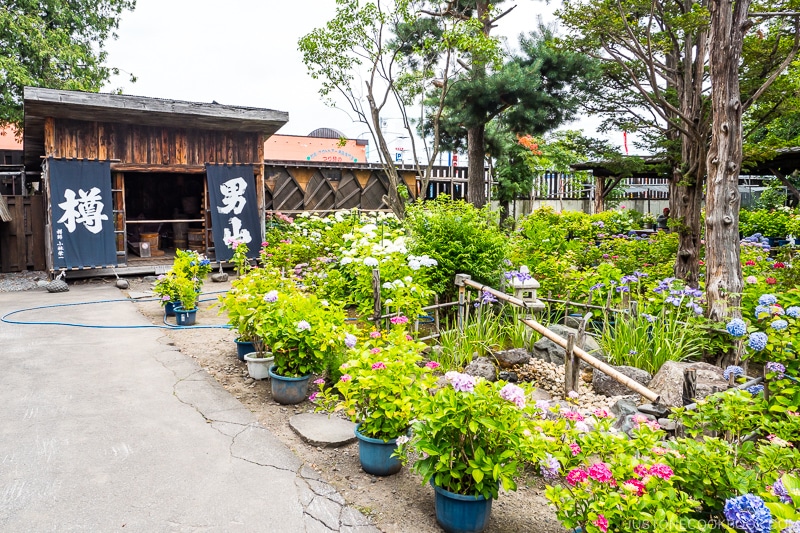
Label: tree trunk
xmin=594 ymin=175 xmax=606 ymax=213
xmin=705 ymin=0 xmax=748 ymax=321
xmin=467 ymin=124 xmax=487 ymax=207
xmin=670 ymin=146 xmax=705 ymax=288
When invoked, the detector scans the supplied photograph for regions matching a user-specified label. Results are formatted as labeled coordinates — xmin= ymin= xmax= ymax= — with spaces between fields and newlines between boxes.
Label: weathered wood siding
xmin=47 ymin=118 xmax=261 ymax=165
xmin=0 ymin=196 xmax=46 ymax=272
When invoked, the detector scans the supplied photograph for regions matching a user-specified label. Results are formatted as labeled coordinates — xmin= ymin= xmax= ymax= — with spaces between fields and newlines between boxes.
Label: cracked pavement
xmin=0 ymin=284 xmax=378 ymax=532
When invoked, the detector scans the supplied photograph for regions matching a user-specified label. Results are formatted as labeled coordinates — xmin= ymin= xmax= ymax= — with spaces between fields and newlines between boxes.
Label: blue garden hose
xmin=1 ymin=295 xmax=232 ymax=331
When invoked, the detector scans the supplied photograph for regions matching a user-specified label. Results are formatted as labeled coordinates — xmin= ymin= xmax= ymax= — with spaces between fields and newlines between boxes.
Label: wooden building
xmin=21 ymin=87 xmax=287 ymax=275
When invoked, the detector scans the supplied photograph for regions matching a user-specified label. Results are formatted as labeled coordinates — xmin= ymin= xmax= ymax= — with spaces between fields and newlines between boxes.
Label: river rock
xmin=464 ymin=356 xmax=496 ymax=382
xmin=592 ymin=365 xmax=652 ymax=397
xmin=647 ymin=361 xmax=728 ymax=407
xmin=211 ymin=272 xmax=229 ymax=283
xmin=494 ymin=348 xmax=530 ymax=369
xmin=532 ymin=324 xmax=605 ymax=366
xmin=611 ymin=398 xmax=639 ymax=418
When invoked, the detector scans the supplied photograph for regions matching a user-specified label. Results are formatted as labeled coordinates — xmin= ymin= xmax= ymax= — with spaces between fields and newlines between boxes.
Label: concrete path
xmin=0 ymin=284 xmax=377 ymax=532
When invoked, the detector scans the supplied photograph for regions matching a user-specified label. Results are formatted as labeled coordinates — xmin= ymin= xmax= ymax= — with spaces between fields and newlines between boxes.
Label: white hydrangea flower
xmin=364 ymin=257 xmax=379 ymax=267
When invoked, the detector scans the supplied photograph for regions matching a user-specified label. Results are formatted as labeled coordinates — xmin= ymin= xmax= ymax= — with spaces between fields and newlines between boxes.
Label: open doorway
xmin=123 ymin=172 xmax=206 ymax=259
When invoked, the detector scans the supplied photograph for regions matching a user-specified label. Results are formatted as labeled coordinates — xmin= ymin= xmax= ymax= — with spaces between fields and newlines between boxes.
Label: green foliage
xmin=314 ymin=328 xmax=438 ymax=440
xmin=405 ymin=196 xmax=507 ymax=300
xmin=0 ymin=0 xmax=136 ymax=128
xmin=739 ymin=208 xmax=796 ymax=237
xmin=152 ymin=249 xmax=211 ymax=309
xmin=599 ymin=310 xmax=704 ymax=374
xmin=397 ymin=376 xmax=534 ymax=499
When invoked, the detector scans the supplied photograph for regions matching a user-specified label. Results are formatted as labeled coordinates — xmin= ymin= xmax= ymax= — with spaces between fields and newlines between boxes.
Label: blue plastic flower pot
xmin=354 ymin=424 xmax=402 ymax=476
xmin=268 ymin=365 xmax=311 ymax=405
xmin=432 ymin=483 xmax=493 ymax=533
xmin=235 ymin=339 xmax=255 ymax=362
xmin=164 ymin=301 xmax=177 ymax=317
xmin=174 ymin=306 xmax=197 ymax=326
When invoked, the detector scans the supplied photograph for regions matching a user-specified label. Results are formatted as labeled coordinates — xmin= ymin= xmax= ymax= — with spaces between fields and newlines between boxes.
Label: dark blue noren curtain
xmin=49 ymin=159 xmax=116 ymax=270
xmin=205 ymin=164 xmax=259 ymax=262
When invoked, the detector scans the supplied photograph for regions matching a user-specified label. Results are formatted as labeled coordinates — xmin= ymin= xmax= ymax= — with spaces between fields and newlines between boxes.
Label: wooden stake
xmin=372 ymin=268 xmax=381 ymax=325
xmin=682 ymin=369 xmax=697 ymax=406
xmin=564 ymin=333 xmax=579 ymax=396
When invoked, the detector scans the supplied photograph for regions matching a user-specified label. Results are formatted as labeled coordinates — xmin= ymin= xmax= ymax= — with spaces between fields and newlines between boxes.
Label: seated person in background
xmin=656 ymin=207 xmax=670 ymax=231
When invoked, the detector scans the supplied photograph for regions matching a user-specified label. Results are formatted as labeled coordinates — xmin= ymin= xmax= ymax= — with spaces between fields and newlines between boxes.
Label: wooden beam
xmin=110 ymin=163 xmax=206 ymax=173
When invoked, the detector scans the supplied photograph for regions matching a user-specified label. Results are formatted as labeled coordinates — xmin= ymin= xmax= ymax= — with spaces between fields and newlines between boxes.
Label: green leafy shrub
xmin=406 ymin=196 xmax=508 ymax=301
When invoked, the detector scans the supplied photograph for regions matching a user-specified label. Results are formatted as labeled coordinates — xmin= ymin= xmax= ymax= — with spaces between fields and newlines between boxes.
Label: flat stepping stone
xmin=289 ymin=413 xmax=357 ymax=448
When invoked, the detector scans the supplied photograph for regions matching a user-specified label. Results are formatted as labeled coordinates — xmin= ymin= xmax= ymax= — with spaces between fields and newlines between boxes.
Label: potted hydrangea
xmin=396 ymin=373 xmax=536 ymax=533
xmin=314 ymin=327 xmax=439 ymax=476
xmin=254 ymin=287 xmax=351 ymax=404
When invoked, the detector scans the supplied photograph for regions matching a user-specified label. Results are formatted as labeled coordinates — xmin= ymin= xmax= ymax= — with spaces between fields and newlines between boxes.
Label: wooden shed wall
xmin=46 ymin=118 xmax=262 ymax=165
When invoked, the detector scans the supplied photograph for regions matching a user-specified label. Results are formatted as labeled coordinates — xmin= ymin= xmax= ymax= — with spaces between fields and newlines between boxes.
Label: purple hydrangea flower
xmin=748 ymin=332 xmax=768 ymax=351
xmin=264 ymin=290 xmax=278 ymax=303
xmin=772 ymin=478 xmax=793 ymax=504
xmin=499 ymin=383 xmax=526 ymax=408
xmin=726 ymin=319 xmax=747 ymax=337
xmin=539 ymin=454 xmax=560 ymax=481
xmin=445 ymin=371 xmax=476 ymax=393
xmin=296 ymin=320 xmax=311 ymax=332
xmin=723 ymin=494 xmax=772 ymax=533
xmin=766 ymin=362 xmax=785 ymax=379
xmin=344 ymin=333 xmax=357 ymax=349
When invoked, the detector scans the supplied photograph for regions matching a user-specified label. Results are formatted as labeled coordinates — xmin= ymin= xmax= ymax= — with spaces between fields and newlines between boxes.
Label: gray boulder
xmin=611 ymin=398 xmax=639 ymax=418
xmin=532 ymin=324 xmax=605 ymax=366
xmin=464 ymin=356 xmax=497 ymax=382
xmin=593 ymin=365 xmax=652 ymax=397
xmin=647 ymin=361 xmax=728 ymax=407
xmin=493 ymin=348 xmax=530 ymax=369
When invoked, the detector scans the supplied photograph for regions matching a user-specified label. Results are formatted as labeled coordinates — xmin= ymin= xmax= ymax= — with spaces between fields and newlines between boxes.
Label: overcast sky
xmin=102 ymin=1 xmax=620 ymax=150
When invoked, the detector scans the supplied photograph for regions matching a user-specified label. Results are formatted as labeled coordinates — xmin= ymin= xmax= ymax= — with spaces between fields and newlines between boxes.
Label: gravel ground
xmin=0 ymin=271 xmax=49 ymax=292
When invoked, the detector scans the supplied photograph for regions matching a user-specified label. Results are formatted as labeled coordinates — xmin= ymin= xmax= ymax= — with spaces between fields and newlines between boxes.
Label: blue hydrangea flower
xmin=758 ymin=294 xmax=778 ymax=306
xmin=771 ymin=319 xmax=788 ymax=331
xmin=787 ymin=306 xmax=800 ymax=318
xmin=726 ymin=319 xmax=747 ymax=337
xmin=747 ymin=384 xmax=764 ymax=396
xmin=723 ymin=366 xmax=745 ymax=381
xmin=748 ymin=332 xmax=768 ymax=351
xmin=755 ymin=305 xmax=771 ymax=318
xmin=724 ymin=494 xmax=772 ymax=533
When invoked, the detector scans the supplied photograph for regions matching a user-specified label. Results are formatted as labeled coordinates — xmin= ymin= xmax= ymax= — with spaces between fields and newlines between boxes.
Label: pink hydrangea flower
xmin=371 ymin=362 xmax=386 ymax=370
xmin=633 ymin=464 xmax=649 ymax=477
xmin=649 ymin=463 xmax=674 ymax=480
xmin=308 ymin=392 xmax=319 ymax=402
xmin=425 ymin=361 xmax=441 ymax=369
xmin=445 ymin=371 xmax=476 ymax=393
xmin=569 ymin=442 xmax=581 ymax=456
xmin=313 ymin=378 xmax=325 ymax=385
xmin=563 ymin=411 xmax=585 ymax=422
xmin=622 ymin=478 xmax=646 ymax=496
xmin=390 ymin=315 xmax=409 ymax=325
xmin=340 ymin=374 xmax=352 ymax=382
xmin=370 ymin=348 xmax=381 ymax=354
xmin=369 ymin=331 xmax=382 ymax=338
xmin=593 ymin=513 xmax=609 ymax=532
xmin=593 ymin=408 xmax=611 ymax=419
xmin=566 ymin=468 xmax=588 ymax=486
xmin=587 ymin=462 xmax=614 ymax=483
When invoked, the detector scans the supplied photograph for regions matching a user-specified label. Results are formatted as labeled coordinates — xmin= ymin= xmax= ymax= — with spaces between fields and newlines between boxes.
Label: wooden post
xmin=564 ymin=333 xmax=579 ymax=396
xmin=434 ymin=294 xmax=440 ymax=333
xmin=630 ymin=301 xmax=638 ymax=318
xmin=682 ymin=369 xmax=697 ymax=406
xmin=372 ymin=268 xmax=381 ymax=325
xmin=763 ymin=366 xmax=770 ymax=403
xmin=564 ymin=290 xmax=571 ymax=319
xmin=454 ymin=274 xmax=471 ymax=333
